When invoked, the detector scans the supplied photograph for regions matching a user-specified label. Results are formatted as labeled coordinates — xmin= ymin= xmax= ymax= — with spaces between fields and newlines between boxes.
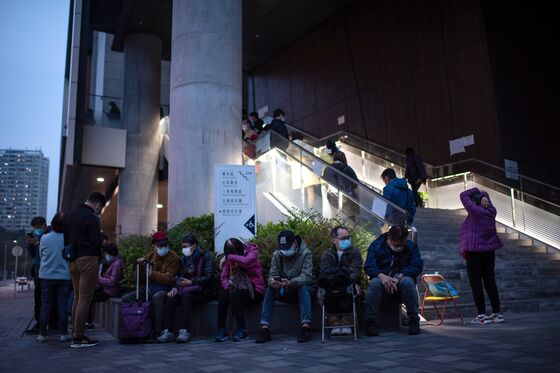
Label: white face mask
xmin=182 ymin=246 xmax=193 ymax=257
xmin=242 ymin=125 xmax=248 ymax=131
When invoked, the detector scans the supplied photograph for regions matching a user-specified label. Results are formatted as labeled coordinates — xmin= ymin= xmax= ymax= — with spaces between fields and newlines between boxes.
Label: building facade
xmin=0 ymin=149 xmax=49 ymax=231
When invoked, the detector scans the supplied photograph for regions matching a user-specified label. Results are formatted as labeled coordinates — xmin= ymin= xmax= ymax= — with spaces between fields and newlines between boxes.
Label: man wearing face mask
xmin=64 ymin=192 xmax=106 ymax=348
xmin=25 ymin=216 xmax=52 ymax=332
xmin=364 ymin=225 xmax=423 ymax=336
xmin=122 ymin=231 xmax=180 ymax=339
xmin=157 ymin=233 xmax=213 ymax=344
xmin=256 ymin=230 xmax=314 ymax=344
xmin=319 ymin=226 xmax=363 ymax=335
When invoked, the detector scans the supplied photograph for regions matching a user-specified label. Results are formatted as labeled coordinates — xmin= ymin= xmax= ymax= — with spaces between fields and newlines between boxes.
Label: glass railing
xmin=252 ymin=131 xmax=412 ymax=231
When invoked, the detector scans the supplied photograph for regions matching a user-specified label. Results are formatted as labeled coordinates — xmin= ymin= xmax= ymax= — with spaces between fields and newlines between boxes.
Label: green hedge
xmin=117 ymin=211 xmax=375 ymax=293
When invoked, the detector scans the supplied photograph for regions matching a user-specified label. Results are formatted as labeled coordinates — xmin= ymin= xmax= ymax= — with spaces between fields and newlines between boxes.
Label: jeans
xmin=365 ymin=276 xmax=419 ymax=322
xmin=260 ymin=284 xmax=313 ymax=326
xmin=466 ymin=251 xmax=500 ymax=314
xmin=39 ymin=279 xmax=71 ymax=335
xmin=70 ymin=256 xmax=99 ymax=339
xmin=162 ymin=292 xmax=206 ymax=332
xmin=33 ymin=264 xmax=58 ymax=328
xmin=217 ymin=287 xmax=263 ymax=329
xmin=122 ymin=289 xmax=167 ymax=334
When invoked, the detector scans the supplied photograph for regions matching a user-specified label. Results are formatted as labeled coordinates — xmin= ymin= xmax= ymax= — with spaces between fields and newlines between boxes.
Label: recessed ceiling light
xmin=97 ymin=177 xmax=105 ymax=182
xmin=255 ymin=34 xmax=260 ymax=38
xmin=157 ymin=203 xmax=163 ymax=209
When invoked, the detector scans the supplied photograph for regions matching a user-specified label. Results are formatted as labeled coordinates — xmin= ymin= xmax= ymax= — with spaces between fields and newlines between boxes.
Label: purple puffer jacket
xmin=98 ymin=256 xmax=123 ymax=297
xmin=221 ymin=243 xmax=265 ymax=295
xmin=459 ymin=188 xmax=503 ymax=257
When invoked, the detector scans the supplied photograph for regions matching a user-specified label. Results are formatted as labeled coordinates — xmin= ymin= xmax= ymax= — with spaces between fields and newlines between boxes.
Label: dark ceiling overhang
xmin=90 ymin=0 xmax=357 ymax=71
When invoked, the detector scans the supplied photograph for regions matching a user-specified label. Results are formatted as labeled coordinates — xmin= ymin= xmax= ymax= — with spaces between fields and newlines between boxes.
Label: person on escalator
xmin=381 ymin=168 xmax=416 ymax=225
xmin=249 ymin=111 xmax=265 ymax=134
xmin=323 ymin=151 xmax=360 ymax=220
xmin=262 ymin=108 xmax=289 ymax=151
xmin=404 ymin=148 xmax=428 ymax=208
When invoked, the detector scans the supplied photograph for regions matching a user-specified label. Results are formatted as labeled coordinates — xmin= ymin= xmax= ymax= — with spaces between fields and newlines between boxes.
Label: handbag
xmin=62 ymin=244 xmax=76 ymax=262
xmin=230 ymin=265 xmax=255 ymax=300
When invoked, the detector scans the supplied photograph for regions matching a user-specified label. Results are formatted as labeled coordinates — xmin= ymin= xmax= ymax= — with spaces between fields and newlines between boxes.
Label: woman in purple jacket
xmin=87 ymin=243 xmax=123 ymax=325
xmin=215 ymin=239 xmax=265 ymax=342
xmin=459 ymin=188 xmax=504 ymax=325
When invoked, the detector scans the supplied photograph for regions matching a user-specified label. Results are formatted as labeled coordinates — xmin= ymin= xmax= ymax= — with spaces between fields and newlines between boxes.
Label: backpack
xmin=318 ymin=266 xmax=353 ymax=288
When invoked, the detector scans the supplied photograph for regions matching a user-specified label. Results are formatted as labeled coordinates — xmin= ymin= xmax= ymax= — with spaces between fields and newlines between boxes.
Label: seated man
xmin=364 ymin=225 xmax=423 ymax=336
xmin=319 ymin=226 xmax=363 ymax=335
xmin=121 ymin=231 xmax=180 ymax=337
xmin=256 ymin=230 xmax=314 ymax=344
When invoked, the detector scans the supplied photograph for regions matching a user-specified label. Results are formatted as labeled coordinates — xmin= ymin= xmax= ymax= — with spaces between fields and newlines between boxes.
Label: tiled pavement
xmin=1 ymin=286 xmax=559 ymax=373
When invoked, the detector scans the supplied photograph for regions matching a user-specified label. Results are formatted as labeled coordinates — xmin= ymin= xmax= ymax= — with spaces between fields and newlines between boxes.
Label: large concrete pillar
xmin=168 ymin=0 xmax=243 ymax=226
xmin=117 ymin=34 xmax=161 ymax=235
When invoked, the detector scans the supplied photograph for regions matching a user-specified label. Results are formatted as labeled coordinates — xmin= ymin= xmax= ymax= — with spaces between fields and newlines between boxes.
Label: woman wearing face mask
xmin=242 ymin=118 xmax=259 ymax=159
xmin=215 ymin=238 xmax=265 ymax=342
xmin=86 ymin=243 xmax=123 ymax=326
xmin=157 ymin=233 xmax=214 ymax=344
xmin=318 ymin=226 xmax=363 ymax=335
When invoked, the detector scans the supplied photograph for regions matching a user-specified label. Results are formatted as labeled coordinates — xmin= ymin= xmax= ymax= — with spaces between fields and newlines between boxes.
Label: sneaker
xmin=491 ymin=313 xmax=504 ymax=323
xmin=255 ymin=327 xmax=271 ymax=344
xmin=340 ymin=327 xmax=352 ymax=335
xmin=176 ymin=329 xmax=190 ymax=343
xmin=214 ymin=328 xmax=228 ymax=342
xmin=366 ymin=318 xmax=379 ymax=336
xmin=59 ymin=334 xmax=68 ymax=342
xmin=233 ymin=328 xmax=249 ymax=341
xmin=70 ymin=336 xmax=98 ymax=348
xmin=408 ymin=320 xmax=421 ymax=335
xmin=36 ymin=334 xmax=46 ymax=342
xmin=471 ymin=314 xmax=492 ymax=325
xmin=156 ymin=329 xmax=175 ymax=343
xmin=297 ymin=326 xmax=312 ymax=343
xmin=330 ymin=327 xmax=342 ymax=336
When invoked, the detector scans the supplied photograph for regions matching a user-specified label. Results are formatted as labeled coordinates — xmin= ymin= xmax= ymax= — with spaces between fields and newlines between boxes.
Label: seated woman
xmin=215 ymin=238 xmax=265 ymax=342
xmin=87 ymin=243 xmax=123 ymax=326
xmin=157 ymin=233 xmax=214 ymax=344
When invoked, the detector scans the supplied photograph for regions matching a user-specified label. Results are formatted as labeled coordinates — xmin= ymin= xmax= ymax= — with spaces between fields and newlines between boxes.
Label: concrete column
xmin=117 ymin=33 xmax=161 ymax=235
xmin=168 ymin=0 xmax=242 ymax=226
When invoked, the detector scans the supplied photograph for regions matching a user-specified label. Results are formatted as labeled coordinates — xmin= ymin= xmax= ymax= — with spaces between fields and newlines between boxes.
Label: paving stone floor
xmin=1 ymin=284 xmax=559 ymax=372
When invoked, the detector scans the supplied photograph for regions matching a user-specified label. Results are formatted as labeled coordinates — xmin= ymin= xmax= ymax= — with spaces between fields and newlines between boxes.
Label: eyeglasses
xmin=337 ymin=236 xmax=351 ymax=240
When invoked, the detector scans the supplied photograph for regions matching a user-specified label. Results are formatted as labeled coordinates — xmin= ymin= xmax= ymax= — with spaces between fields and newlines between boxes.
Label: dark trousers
xmin=162 ymin=292 xmax=205 ymax=333
xmin=466 ymin=251 xmax=501 ymax=314
xmin=39 ymin=279 xmax=72 ymax=335
xmin=217 ymin=287 xmax=263 ymax=330
xmin=87 ymin=288 xmax=110 ymax=323
xmin=32 ymin=265 xmax=58 ymax=329
xmin=409 ymin=179 xmax=423 ymax=207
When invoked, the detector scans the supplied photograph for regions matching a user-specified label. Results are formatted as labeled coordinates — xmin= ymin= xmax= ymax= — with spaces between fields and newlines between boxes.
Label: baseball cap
xmin=277 ymin=230 xmax=296 ymax=250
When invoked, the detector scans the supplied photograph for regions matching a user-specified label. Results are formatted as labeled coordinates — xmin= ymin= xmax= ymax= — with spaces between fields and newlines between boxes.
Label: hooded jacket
xmin=459 ymin=188 xmax=503 ymax=256
xmin=98 ymin=256 xmax=123 ymax=297
xmin=364 ymin=233 xmax=423 ymax=282
xmin=268 ymin=241 xmax=314 ymax=287
xmin=221 ymin=242 xmax=265 ymax=295
xmin=320 ymin=245 xmax=363 ymax=283
xmin=383 ymin=178 xmax=416 ymax=225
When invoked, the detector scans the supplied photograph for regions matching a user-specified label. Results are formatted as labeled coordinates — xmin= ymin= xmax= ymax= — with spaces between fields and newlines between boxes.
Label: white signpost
xmin=12 ymin=246 xmax=23 ymax=297
xmin=214 ymin=165 xmax=256 ymax=254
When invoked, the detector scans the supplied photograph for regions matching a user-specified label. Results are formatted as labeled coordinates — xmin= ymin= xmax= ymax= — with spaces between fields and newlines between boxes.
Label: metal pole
xmin=3 ymin=243 xmax=6 ymax=281
xmin=14 ymin=253 xmax=18 ymax=298
xmin=510 ymin=188 xmax=516 ymax=228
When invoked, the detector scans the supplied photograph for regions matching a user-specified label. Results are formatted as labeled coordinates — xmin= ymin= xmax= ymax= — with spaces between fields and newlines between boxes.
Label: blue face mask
xmin=280 ymin=248 xmax=296 ymax=257
xmin=105 ymin=255 xmax=112 ymax=263
xmin=156 ymin=246 xmax=169 ymax=257
xmin=339 ymin=239 xmax=351 ymax=250
xmin=34 ymin=228 xmax=44 ymax=237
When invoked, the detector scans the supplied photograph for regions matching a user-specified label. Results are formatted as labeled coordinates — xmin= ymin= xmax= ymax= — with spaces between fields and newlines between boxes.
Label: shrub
xmin=117 ymin=234 xmax=152 ymax=290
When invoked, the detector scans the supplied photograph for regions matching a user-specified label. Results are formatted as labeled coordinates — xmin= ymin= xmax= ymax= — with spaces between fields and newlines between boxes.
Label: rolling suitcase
xmin=119 ymin=262 xmax=153 ymax=343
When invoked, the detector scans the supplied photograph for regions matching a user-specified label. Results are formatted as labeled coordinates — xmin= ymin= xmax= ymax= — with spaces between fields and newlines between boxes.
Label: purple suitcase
xmin=119 ymin=262 xmax=153 ymax=342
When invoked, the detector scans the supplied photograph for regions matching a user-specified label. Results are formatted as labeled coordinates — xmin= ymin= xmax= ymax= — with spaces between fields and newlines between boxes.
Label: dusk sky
xmin=0 ymin=1 xmax=70 ymax=221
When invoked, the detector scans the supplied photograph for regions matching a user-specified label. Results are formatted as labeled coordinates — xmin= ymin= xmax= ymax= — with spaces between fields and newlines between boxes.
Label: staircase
xmin=414 ymin=208 xmax=560 ymax=319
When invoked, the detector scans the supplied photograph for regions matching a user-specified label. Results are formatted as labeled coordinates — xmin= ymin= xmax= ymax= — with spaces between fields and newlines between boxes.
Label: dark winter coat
xmin=459 ymin=188 xmax=503 ymax=257
xmin=383 ymin=178 xmax=416 ymax=225
xmin=64 ymin=204 xmax=103 ymax=258
xmin=320 ymin=245 xmax=363 ymax=283
xmin=405 ymin=154 xmax=427 ymax=181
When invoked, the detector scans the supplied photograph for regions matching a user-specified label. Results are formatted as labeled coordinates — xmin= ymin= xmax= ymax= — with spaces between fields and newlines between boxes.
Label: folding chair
xmin=319 ymin=284 xmax=359 ymax=342
xmin=420 ymin=274 xmax=464 ymax=325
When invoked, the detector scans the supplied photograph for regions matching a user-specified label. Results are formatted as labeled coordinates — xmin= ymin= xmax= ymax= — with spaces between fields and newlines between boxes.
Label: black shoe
xmin=70 ymin=336 xmax=99 ymax=348
xmin=255 ymin=327 xmax=271 ymax=344
xmin=408 ymin=320 xmax=420 ymax=335
xmin=366 ymin=318 xmax=379 ymax=336
xmin=297 ymin=326 xmax=312 ymax=343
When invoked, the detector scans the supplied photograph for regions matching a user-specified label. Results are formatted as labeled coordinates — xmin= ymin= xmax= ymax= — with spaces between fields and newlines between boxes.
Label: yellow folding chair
xmin=420 ymin=274 xmax=464 ymax=325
